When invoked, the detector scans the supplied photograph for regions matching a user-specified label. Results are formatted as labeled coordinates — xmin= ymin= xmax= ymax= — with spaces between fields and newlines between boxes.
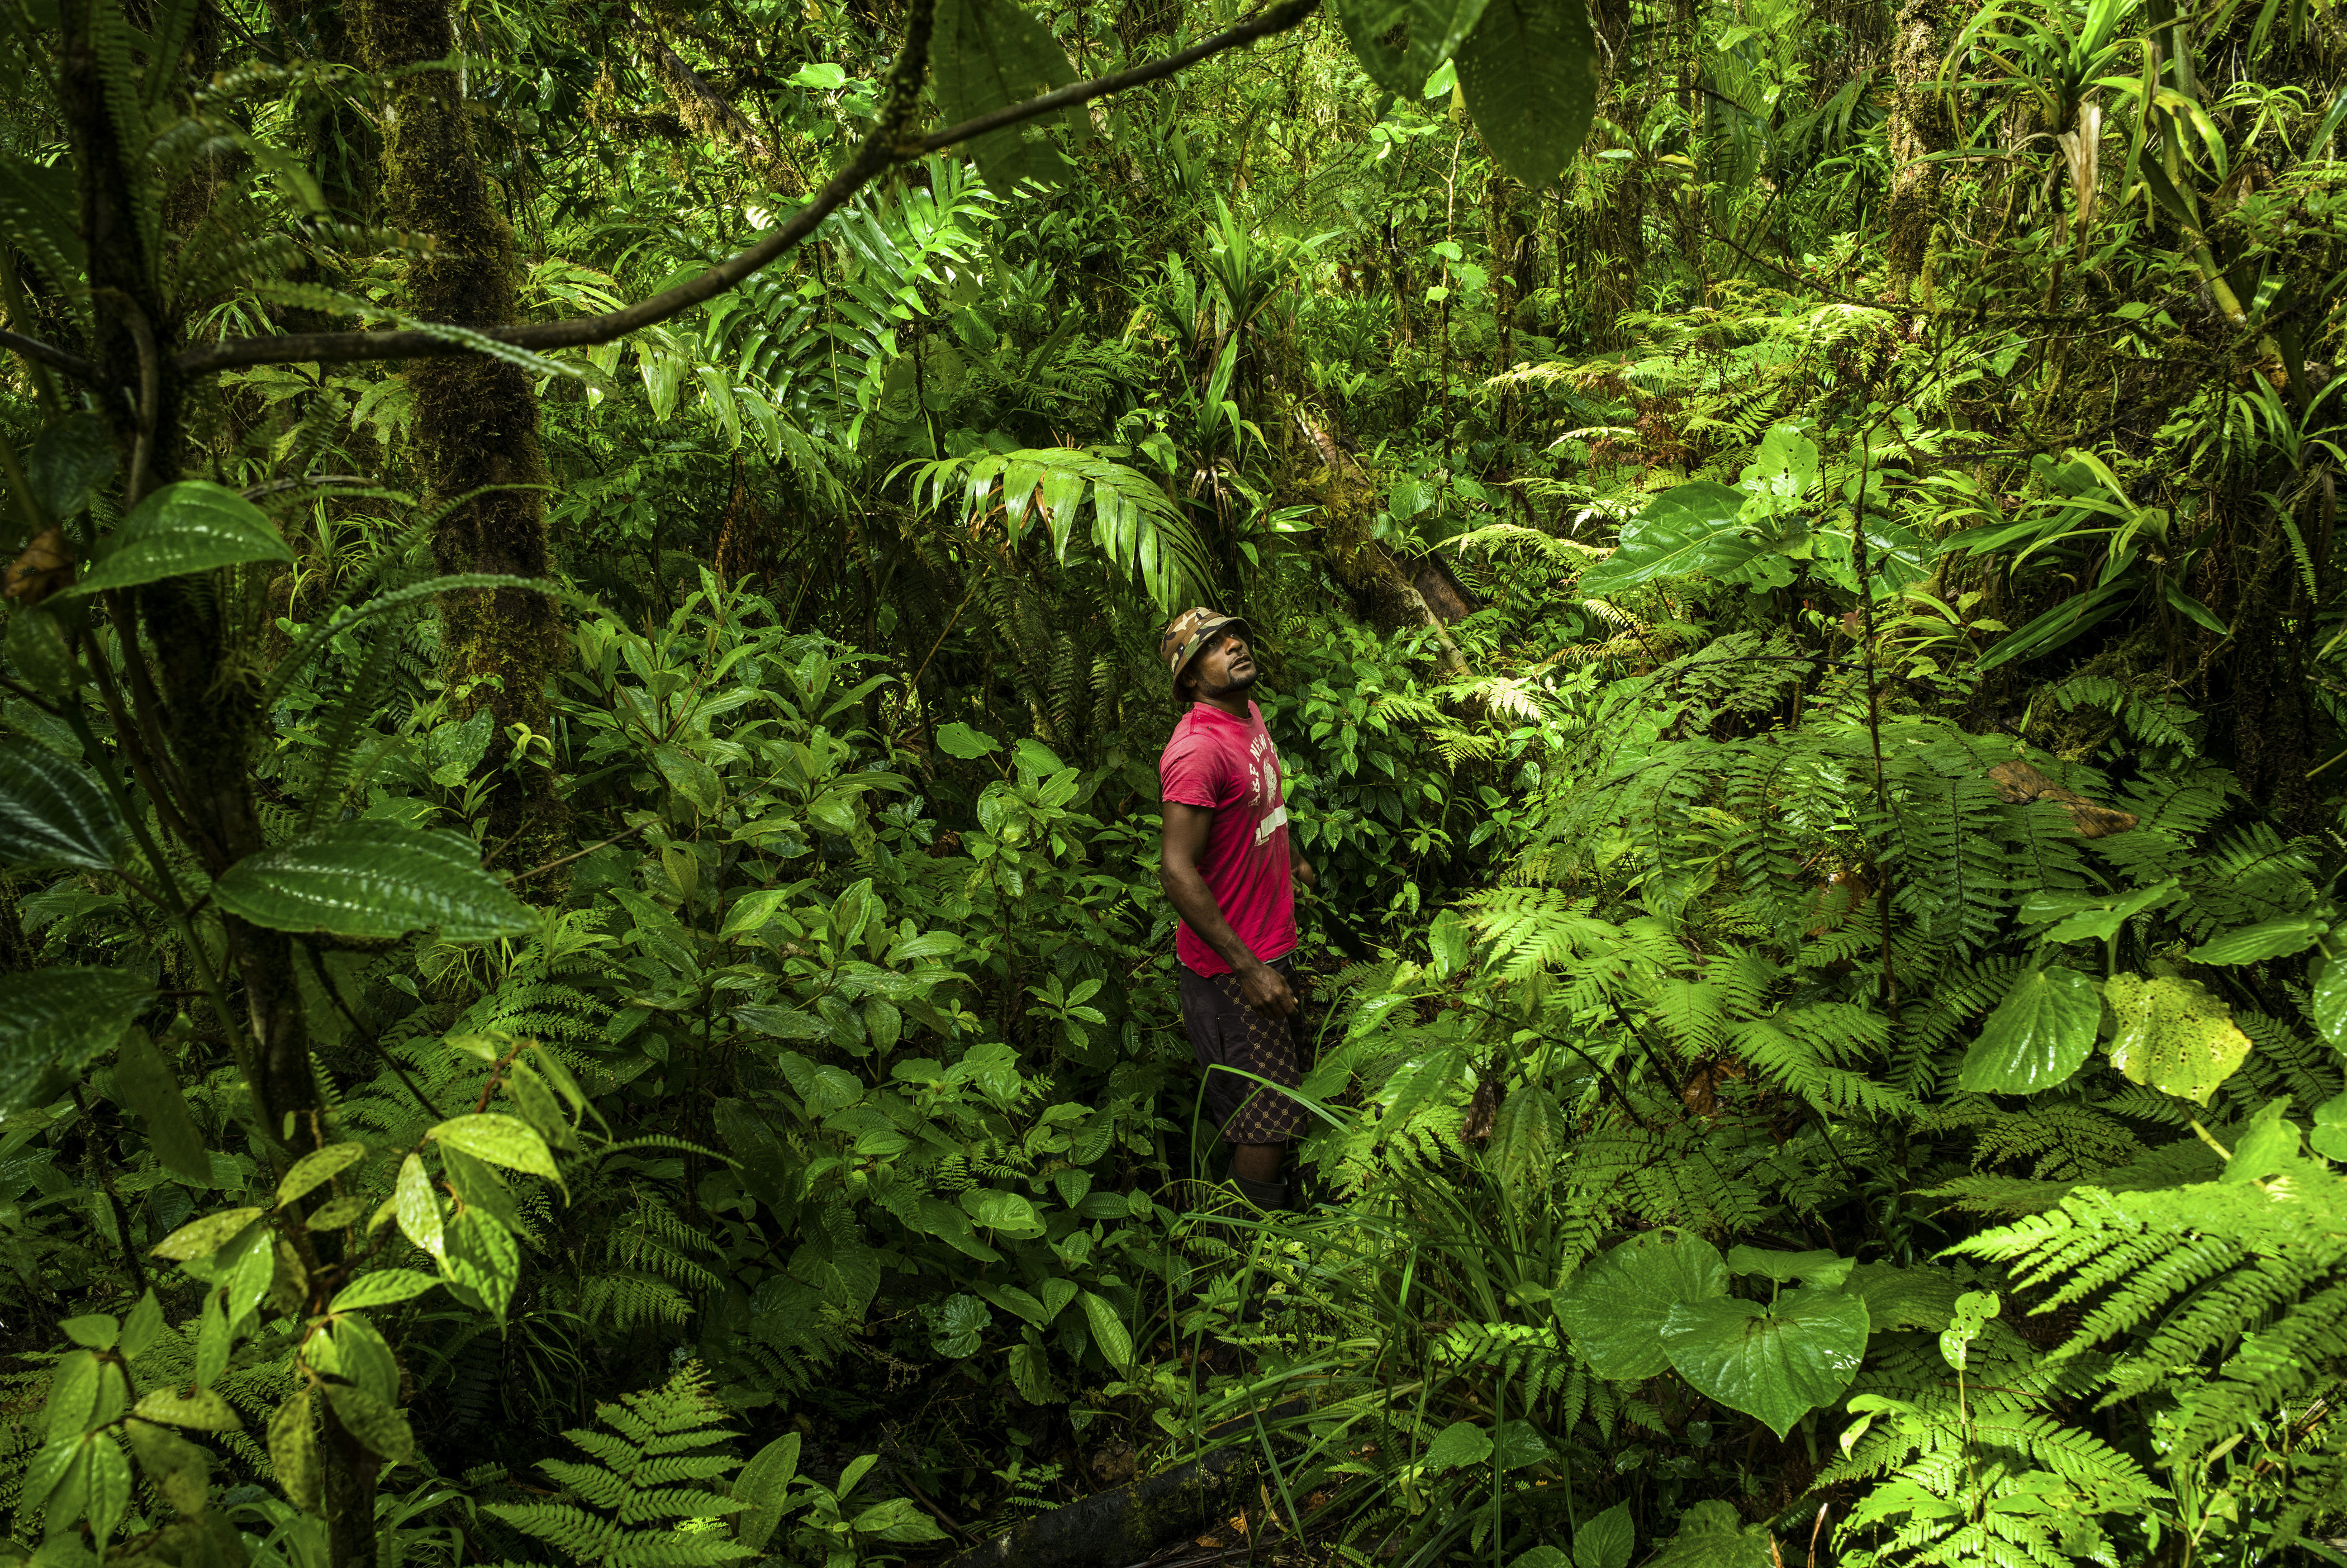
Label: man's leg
xmin=1230 ymin=1142 xmax=1284 ymax=1184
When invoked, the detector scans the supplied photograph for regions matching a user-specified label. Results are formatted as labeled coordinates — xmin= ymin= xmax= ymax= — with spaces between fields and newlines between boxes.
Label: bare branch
xmin=1 ymin=327 xmax=98 ymax=384
xmin=172 ymin=0 xmax=1320 ymax=379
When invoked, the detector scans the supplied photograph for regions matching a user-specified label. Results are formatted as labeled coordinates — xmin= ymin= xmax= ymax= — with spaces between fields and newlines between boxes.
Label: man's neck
xmin=1195 ymin=691 xmax=1249 ymax=720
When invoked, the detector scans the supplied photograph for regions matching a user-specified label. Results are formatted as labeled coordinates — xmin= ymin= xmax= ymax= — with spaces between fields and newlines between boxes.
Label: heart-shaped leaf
xmin=1957 ymin=967 xmax=2103 ymax=1093
xmin=1423 ymin=1419 xmax=1493 ymax=1469
xmin=933 ymin=721 xmax=1001 ymax=759
xmin=1556 ymin=1229 xmax=1726 ymax=1379
xmin=1330 ymin=0 xmax=1496 ymax=97
xmin=1660 ymin=1290 xmax=1870 ymax=1437
xmin=1573 ymin=1501 xmax=1636 ymax=1568
xmin=931 ymin=0 xmax=1077 ymax=191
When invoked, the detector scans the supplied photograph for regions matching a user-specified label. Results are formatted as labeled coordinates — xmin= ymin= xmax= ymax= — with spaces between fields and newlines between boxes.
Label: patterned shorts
xmin=1178 ymin=954 xmax=1310 ymax=1144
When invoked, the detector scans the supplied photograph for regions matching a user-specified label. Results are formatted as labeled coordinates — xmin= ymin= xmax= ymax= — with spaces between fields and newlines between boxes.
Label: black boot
xmin=1223 ymin=1176 xmax=1290 ymax=1324
xmin=1230 ymin=1174 xmax=1290 ymax=1212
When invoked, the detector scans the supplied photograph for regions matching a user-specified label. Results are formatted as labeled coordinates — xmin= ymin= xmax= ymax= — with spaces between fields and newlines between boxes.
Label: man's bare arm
xmin=1160 ymin=800 xmax=1299 ymax=1019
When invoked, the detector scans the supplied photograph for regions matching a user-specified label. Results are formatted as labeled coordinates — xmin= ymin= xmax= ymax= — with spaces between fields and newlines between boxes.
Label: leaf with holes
xmin=63 ymin=481 xmax=292 ymax=598
xmin=2107 ymin=972 xmax=2254 ymax=1105
xmin=213 ymin=821 xmax=534 ymax=940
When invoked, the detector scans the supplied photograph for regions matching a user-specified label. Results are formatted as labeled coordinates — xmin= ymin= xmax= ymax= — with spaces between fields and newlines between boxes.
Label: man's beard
xmin=1199 ymin=664 xmax=1258 ymax=698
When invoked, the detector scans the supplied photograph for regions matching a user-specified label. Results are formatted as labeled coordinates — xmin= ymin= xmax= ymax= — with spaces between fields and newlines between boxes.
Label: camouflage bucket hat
xmin=1159 ymin=606 xmax=1252 ymax=698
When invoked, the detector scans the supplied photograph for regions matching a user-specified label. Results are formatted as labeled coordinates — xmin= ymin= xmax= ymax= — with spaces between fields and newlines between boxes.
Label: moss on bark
xmin=358 ymin=0 xmax=565 ymax=854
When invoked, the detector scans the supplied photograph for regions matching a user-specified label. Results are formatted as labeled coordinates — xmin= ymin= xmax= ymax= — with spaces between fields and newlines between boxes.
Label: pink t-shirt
xmin=1159 ymin=700 xmax=1296 ymax=977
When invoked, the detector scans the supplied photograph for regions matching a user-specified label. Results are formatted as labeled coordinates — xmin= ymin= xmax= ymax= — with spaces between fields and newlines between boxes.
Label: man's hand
xmin=1292 ymin=852 xmax=1317 ymax=891
xmin=1237 ymin=958 xmax=1299 ymax=1020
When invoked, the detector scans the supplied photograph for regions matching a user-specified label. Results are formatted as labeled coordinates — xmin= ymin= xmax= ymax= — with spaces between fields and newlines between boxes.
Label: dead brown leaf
xmin=3 ymin=528 xmax=74 ymax=606
xmin=1989 ymin=760 xmax=2137 ymax=838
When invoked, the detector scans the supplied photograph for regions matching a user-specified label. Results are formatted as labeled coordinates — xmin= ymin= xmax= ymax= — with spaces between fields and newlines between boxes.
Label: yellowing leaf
xmin=2107 ymin=972 xmax=2253 ymax=1105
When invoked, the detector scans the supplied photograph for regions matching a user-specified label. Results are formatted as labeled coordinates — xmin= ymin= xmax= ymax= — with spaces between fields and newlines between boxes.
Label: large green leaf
xmin=212 ymin=821 xmax=534 ymax=940
xmin=61 ymin=481 xmax=292 ymax=598
xmin=1578 ymin=483 xmax=1751 ymax=595
xmin=1330 ymin=0 xmax=1496 ymax=97
xmin=1956 ymin=967 xmax=2103 ymax=1094
xmin=115 ymin=1027 xmax=210 ymax=1186
xmin=733 ymin=1433 xmax=804 ymax=1552
xmin=1556 ymin=1229 xmax=1726 ymax=1379
xmin=1573 ymin=1502 xmax=1636 ymax=1568
xmin=2017 ymin=878 xmax=2179 ymax=944
xmin=1659 ymin=1290 xmax=1869 ymax=1438
xmin=1724 ymin=1246 xmax=1852 ymax=1287
xmin=932 ymin=0 xmax=1077 ymax=192
xmin=1 ymin=967 xmax=153 ymax=1114
xmin=2106 ymin=971 xmax=2253 ymax=1105
xmin=1455 ymin=0 xmax=1597 ymax=188
xmin=2187 ymin=916 xmax=2328 ymax=967
xmin=0 ymin=738 xmax=123 ymax=870
xmin=2313 ymin=949 xmax=2347 ymax=1050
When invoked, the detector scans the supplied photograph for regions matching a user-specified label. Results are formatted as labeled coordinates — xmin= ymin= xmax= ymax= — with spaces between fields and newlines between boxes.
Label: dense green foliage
xmin=7 ymin=0 xmax=2347 ymax=1561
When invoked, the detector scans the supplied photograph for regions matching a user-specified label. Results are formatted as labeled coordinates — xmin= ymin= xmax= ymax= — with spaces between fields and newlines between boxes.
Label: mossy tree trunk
xmin=1884 ymin=0 xmax=1958 ymax=295
xmin=357 ymin=0 xmax=565 ymax=855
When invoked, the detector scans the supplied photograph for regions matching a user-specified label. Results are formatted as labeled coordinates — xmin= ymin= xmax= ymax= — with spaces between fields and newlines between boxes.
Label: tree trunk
xmin=357 ymin=0 xmax=565 ymax=855
xmin=1297 ymin=414 xmax=1467 ymax=676
xmin=1884 ymin=0 xmax=1959 ymax=294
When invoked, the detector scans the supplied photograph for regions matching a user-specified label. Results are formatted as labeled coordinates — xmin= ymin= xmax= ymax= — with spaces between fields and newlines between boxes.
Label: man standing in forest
xmin=1158 ymin=607 xmax=1316 ymax=1215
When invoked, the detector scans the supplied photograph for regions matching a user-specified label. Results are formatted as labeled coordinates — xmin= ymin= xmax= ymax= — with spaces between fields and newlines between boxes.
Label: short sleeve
xmin=1159 ymin=734 xmax=1226 ymax=809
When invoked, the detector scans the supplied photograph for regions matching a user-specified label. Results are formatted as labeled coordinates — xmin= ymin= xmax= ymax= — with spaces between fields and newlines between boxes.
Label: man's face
xmin=1187 ymin=628 xmax=1257 ymax=699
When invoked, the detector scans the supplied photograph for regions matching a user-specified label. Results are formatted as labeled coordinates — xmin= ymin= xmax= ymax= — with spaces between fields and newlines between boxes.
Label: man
xmin=1157 ymin=606 xmax=1315 ymax=1214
